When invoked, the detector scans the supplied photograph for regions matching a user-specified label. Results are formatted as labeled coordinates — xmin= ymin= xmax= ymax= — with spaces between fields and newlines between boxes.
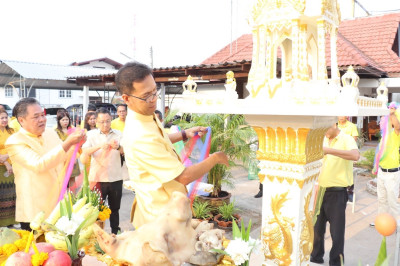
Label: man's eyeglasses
xmin=125 ymin=89 xmax=160 ymax=103
xmin=97 ymin=120 xmax=111 ymax=124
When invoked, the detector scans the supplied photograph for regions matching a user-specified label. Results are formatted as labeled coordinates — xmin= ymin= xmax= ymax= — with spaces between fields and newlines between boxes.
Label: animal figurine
xmin=93 ymin=191 xmax=197 ymax=266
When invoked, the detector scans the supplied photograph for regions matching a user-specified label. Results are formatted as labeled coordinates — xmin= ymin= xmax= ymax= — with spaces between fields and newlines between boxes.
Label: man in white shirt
xmin=81 ymin=107 xmax=123 ymax=234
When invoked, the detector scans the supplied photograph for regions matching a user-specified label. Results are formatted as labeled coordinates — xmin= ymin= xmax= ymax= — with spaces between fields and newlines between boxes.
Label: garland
xmin=0 ymin=230 xmax=48 ymax=266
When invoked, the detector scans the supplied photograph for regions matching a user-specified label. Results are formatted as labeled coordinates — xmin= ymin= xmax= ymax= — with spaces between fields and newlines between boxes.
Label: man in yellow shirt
xmin=311 ymin=123 xmax=359 ymax=266
xmin=337 ymin=116 xmax=358 ymax=141
xmin=376 ymin=107 xmax=400 ymax=222
xmin=111 ymin=104 xmax=127 ymax=132
xmin=6 ymin=98 xmax=85 ymax=230
xmin=116 ymin=62 xmax=229 ymax=228
xmin=337 ymin=116 xmax=359 ymax=202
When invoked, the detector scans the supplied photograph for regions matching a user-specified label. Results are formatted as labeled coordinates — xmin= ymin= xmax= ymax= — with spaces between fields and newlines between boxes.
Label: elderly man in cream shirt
xmin=116 ymin=62 xmax=229 ymax=229
xmin=6 ymin=98 xmax=85 ymax=230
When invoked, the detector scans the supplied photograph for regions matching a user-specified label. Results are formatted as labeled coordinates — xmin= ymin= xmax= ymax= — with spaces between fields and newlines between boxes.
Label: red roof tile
xmin=202 ymin=12 xmax=400 ymax=75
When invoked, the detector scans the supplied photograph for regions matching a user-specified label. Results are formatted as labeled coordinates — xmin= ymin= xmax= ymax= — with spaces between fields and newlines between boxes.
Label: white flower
xmin=248 ymin=237 xmax=261 ymax=254
xmin=225 ymin=239 xmax=252 ymax=265
xmin=55 ymin=214 xmax=84 ymax=236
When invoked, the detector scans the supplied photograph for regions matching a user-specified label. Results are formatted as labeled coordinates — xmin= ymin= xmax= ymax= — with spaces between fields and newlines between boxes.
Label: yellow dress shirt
xmin=379 ymin=130 xmax=400 ymax=169
xmin=5 ymin=128 xmax=66 ymax=222
xmin=337 ymin=120 xmax=358 ymax=137
xmin=8 ymin=117 xmax=21 ymax=132
xmin=111 ymin=117 xmax=125 ymax=132
xmin=318 ymin=132 xmax=358 ymax=188
xmin=0 ymin=129 xmax=14 ymax=164
xmin=122 ymin=109 xmax=186 ymax=228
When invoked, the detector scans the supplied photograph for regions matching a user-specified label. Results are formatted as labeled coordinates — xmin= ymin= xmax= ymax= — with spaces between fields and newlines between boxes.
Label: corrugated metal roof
xmin=1 ymin=59 xmax=117 ymax=81
xmin=67 ymin=60 xmax=252 ymax=79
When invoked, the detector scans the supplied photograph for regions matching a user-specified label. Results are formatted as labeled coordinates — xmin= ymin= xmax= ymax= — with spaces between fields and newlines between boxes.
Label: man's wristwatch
xmin=182 ymin=130 xmax=188 ymax=142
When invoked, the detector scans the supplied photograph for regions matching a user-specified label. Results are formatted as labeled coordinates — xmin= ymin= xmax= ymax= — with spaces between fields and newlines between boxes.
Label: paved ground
xmin=99 ymin=141 xmax=400 ymax=265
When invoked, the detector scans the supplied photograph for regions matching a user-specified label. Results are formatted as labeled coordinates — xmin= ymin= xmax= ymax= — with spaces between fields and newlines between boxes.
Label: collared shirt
xmin=111 ymin=117 xmax=125 ymax=132
xmin=337 ymin=120 xmax=358 ymax=137
xmin=122 ymin=109 xmax=186 ymax=228
xmin=8 ymin=117 xmax=21 ymax=132
xmin=5 ymin=128 xmax=66 ymax=222
xmin=379 ymin=130 xmax=400 ymax=169
xmin=318 ymin=132 xmax=358 ymax=188
xmin=82 ymin=128 xmax=123 ymax=183
xmin=0 ymin=128 xmax=14 ymax=164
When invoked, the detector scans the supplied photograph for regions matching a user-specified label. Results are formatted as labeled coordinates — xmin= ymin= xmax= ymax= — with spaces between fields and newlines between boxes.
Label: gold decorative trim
xmin=253 ymin=126 xmax=328 ymax=165
xmin=263 ymin=191 xmax=294 ymax=265
xmin=300 ymin=191 xmax=314 ymax=263
xmin=259 ymin=174 xmax=319 ymax=188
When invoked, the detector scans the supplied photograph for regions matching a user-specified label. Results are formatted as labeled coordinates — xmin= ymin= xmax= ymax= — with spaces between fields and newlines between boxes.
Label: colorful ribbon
xmin=372 ymin=102 xmax=400 ymax=175
xmin=58 ymin=128 xmax=85 ymax=202
xmin=184 ymin=127 xmax=212 ymax=203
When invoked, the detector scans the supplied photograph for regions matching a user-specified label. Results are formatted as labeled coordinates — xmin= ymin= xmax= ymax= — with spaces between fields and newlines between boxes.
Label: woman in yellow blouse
xmin=55 ymin=111 xmax=80 ymax=188
xmin=0 ymin=109 xmax=16 ymax=227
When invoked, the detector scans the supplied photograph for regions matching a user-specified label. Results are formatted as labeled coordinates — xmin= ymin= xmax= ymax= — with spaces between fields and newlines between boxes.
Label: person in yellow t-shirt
xmin=311 ymin=123 xmax=359 ymax=266
xmin=337 ymin=116 xmax=358 ymax=141
xmin=8 ymin=107 xmax=21 ymax=132
xmin=111 ymin=104 xmax=127 ymax=132
xmin=337 ymin=116 xmax=359 ymax=202
xmin=376 ymin=107 xmax=400 ymax=223
xmin=116 ymin=62 xmax=229 ymax=229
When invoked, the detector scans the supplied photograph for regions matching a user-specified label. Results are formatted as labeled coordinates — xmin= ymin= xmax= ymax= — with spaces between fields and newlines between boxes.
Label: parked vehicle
xmin=0 ymin=104 xmax=12 ymax=117
xmin=44 ymin=107 xmax=65 ymax=128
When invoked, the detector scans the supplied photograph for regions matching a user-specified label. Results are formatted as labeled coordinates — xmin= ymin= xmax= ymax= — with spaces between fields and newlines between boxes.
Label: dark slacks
xmin=99 ymin=180 xmax=123 ymax=234
xmin=311 ymin=188 xmax=348 ymax=266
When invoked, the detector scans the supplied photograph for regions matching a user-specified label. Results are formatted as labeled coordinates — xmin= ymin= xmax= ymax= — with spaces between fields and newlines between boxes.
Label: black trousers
xmin=20 ymin=222 xmax=30 ymax=231
xmin=99 ymin=180 xmax=123 ymax=234
xmin=311 ymin=189 xmax=348 ymax=266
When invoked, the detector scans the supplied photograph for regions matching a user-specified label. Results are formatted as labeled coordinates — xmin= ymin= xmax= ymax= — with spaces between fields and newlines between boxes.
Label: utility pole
xmin=150 ymin=46 xmax=153 ymax=68
xmin=230 ymin=0 xmax=233 ymax=55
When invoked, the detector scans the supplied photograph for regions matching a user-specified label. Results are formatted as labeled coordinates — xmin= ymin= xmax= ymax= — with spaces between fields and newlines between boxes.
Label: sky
xmin=0 ymin=0 xmax=399 ymax=68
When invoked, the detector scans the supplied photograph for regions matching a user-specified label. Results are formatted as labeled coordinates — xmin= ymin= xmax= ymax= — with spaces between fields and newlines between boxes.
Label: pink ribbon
xmin=58 ymin=128 xmax=85 ymax=202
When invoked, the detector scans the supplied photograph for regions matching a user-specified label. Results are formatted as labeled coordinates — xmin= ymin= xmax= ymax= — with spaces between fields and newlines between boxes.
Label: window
xmin=59 ymin=90 xmax=72 ymax=98
xmin=5 ymin=86 xmax=13 ymax=97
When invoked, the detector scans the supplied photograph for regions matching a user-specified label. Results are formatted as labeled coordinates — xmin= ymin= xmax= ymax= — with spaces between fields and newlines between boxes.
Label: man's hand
xmin=109 ymin=140 xmax=119 ymax=150
xmin=4 ymin=162 xmax=13 ymax=175
xmin=63 ymin=129 xmax=86 ymax=152
xmin=0 ymin=154 xmax=8 ymax=164
xmin=185 ymin=126 xmax=208 ymax=138
xmin=212 ymin=151 xmax=229 ymax=167
xmin=102 ymin=140 xmax=119 ymax=150
xmin=67 ymin=129 xmax=86 ymax=145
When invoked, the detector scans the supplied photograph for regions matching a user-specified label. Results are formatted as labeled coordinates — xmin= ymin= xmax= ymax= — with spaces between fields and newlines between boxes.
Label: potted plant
xmin=175 ymin=114 xmax=256 ymax=205
xmin=192 ymin=198 xmax=214 ymax=222
xmin=214 ymin=201 xmax=241 ymax=229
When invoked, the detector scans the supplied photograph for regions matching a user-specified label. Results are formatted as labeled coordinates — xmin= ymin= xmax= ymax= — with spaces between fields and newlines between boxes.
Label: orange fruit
xmin=375 ymin=213 xmax=397 ymax=236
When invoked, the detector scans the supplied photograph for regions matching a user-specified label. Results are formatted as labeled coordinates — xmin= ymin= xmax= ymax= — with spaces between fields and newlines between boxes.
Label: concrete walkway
xmin=102 ymin=141 xmax=399 ymax=265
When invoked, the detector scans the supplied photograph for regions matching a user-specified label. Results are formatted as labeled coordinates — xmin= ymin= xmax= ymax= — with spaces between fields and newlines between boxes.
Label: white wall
xmin=36 ymin=89 xmax=82 ymax=108
xmin=0 ymin=87 xmax=20 ymax=107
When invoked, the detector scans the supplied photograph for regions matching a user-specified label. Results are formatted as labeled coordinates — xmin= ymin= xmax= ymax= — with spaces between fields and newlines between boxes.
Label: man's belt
xmin=326 ymin=187 xmax=347 ymax=192
xmin=380 ymin=167 xmax=400 ymax=173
